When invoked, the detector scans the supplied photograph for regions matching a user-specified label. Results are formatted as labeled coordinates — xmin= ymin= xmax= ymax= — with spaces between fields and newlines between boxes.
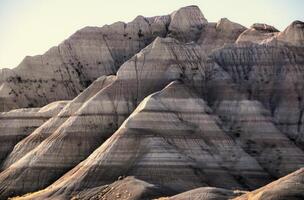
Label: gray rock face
xmin=0 ymin=5 xmax=211 ymax=112
xmin=6 ymin=82 xmax=271 ymax=199
xmin=0 ymin=37 xmax=211 ymax=199
xmin=0 ymin=13 xmax=170 ymax=112
xmin=198 ymin=18 xmax=246 ymax=54
xmin=210 ymin=41 xmax=304 ymax=148
xmin=1 ymin=75 xmax=115 ymax=170
xmin=236 ymin=23 xmax=279 ymax=44
xmin=168 ymin=5 xmax=208 ymax=42
xmin=0 ymin=100 xmax=68 ymax=168
xmin=277 ymin=20 xmax=304 ymax=46
xmin=0 ymin=5 xmax=304 ymax=200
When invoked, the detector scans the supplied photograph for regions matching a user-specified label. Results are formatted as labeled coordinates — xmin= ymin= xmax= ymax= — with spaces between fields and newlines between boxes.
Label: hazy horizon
xmin=0 ymin=0 xmax=303 ymax=68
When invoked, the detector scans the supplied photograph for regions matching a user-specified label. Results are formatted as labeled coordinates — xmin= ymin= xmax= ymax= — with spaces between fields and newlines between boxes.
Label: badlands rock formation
xmin=168 ymin=5 xmax=208 ymax=42
xmin=235 ymin=168 xmax=304 ymax=200
xmin=0 ymin=12 xmax=170 ymax=111
xmin=10 ymin=82 xmax=269 ymax=199
xmin=160 ymin=168 xmax=304 ymax=200
xmin=277 ymin=20 xmax=304 ymax=46
xmin=0 ymin=4 xmax=303 ymax=200
xmin=236 ymin=23 xmax=279 ymax=44
xmin=1 ymin=75 xmax=115 ymax=170
xmin=198 ymin=18 xmax=246 ymax=53
xmin=0 ymin=100 xmax=68 ymax=167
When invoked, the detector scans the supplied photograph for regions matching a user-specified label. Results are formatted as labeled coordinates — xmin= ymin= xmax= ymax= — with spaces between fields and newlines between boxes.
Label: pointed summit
xmin=216 ymin=18 xmax=246 ymax=32
xmin=277 ymin=20 xmax=304 ymax=46
xmin=168 ymin=5 xmax=208 ymax=42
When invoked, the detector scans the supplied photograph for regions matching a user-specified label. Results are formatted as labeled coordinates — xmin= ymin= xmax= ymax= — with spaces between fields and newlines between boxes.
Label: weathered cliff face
xmin=198 ymin=18 xmax=246 ymax=54
xmin=276 ymin=20 xmax=304 ymax=46
xmin=0 ymin=5 xmax=210 ymax=112
xmin=0 ymin=100 xmax=68 ymax=168
xmin=0 ymin=37 xmax=211 ymax=199
xmin=0 ymin=13 xmax=170 ymax=112
xmin=1 ymin=75 xmax=115 ymax=170
xmin=236 ymin=23 xmax=279 ymax=44
xmin=5 ymin=82 xmax=269 ymax=199
xmin=210 ymin=41 xmax=304 ymax=147
xmin=0 ymin=5 xmax=304 ymax=200
xmin=168 ymin=5 xmax=208 ymax=42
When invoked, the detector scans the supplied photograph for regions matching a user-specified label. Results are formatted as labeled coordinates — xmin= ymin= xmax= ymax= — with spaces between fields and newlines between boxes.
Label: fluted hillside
xmin=0 ymin=5 xmax=303 ymax=200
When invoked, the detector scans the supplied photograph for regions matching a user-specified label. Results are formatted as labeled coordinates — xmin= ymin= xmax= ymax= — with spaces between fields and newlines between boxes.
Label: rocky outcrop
xmin=0 ymin=37 xmax=211 ymax=199
xmin=234 ymin=168 xmax=304 ymax=200
xmin=0 ymin=5 xmax=213 ymax=112
xmin=236 ymin=23 xmax=279 ymax=44
xmin=1 ymin=5 xmax=304 ymax=200
xmin=0 ymin=11 xmax=170 ymax=112
xmin=214 ymin=100 xmax=304 ymax=177
xmin=168 ymin=5 xmax=208 ymax=42
xmin=210 ymin=39 xmax=304 ymax=148
xmin=276 ymin=20 xmax=304 ymax=46
xmin=1 ymin=75 xmax=115 ymax=170
xmin=6 ymin=81 xmax=272 ymax=199
xmin=198 ymin=18 xmax=246 ymax=54
xmin=0 ymin=100 xmax=68 ymax=167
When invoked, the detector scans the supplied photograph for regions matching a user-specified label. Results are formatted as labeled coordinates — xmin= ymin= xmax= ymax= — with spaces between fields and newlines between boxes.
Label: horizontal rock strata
xmin=9 ymin=82 xmax=273 ymax=199
xmin=1 ymin=75 xmax=115 ymax=170
xmin=0 ymin=5 xmax=303 ymax=200
xmin=0 ymin=100 xmax=68 ymax=168
xmin=0 ymin=12 xmax=170 ymax=111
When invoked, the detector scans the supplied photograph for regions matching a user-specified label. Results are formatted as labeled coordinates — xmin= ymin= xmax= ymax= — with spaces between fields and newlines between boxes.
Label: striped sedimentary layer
xmin=0 ymin=5 xmax=208 ymax=112
xmin=0 ymin=100 xmax=68 ymax=167
xmin=0 ymin=5 xmax=303 ymax=200
xmin=1 ymin=75 xmax=115 ymax=170
xmin=9 ymin=82 xmax=303 ymax=200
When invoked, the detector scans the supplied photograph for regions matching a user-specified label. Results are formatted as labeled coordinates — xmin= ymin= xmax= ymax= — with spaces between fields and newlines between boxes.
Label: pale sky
xmin=0 ymin=0 xmax=303 ymax=68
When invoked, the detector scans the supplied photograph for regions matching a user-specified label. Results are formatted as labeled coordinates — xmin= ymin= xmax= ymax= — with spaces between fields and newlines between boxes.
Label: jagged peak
xmin=216 ymin=18 xmax=246 ymax=32
xmin=152 ymin=36 xmax=179 ymax=46
xmin=277 ymin=20 xmax=304 ymax=46
xmin=168 ymin=5 xmax=207 ymax=42
xmin=170 ymin=5 xmax=208 ymax=26
xmin=130 ymin=15 xmax=151 ymax=26
xmin=170 ymin=5 xmax=206 ymax=18
xmin=122 ymin=81 xmax=182 ymax=128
